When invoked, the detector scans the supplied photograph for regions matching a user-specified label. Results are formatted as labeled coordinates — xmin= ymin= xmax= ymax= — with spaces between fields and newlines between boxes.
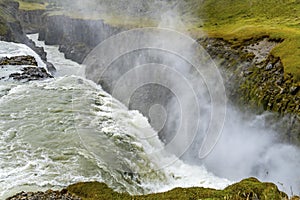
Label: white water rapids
xmin=0 ymin=31 xmax=300 ymax=198
xmin=0 ymin=34 xmax=231 ymax=199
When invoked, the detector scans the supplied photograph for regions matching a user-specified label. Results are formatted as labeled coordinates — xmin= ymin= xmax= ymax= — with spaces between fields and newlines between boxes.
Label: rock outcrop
xmin=0 ymin=55 xmax=37 ymax=66
xmin=25 ymin=14 xmax=125 ymax=63
xmin=199 ymin=37 xmax=300 ymax=144
xmin=0 ymin=0 xmax=55 ymax=73
xmin=6 ymin=189 xmax=81 ymax=200
xmin=9 ymin=66 xmax=53 ymax=81
xmin=17 ymin=9 xmax=45 ymax=34
xmin=16 ymin=8 xmax=127 ymax=67
xmin=7 ymin=178 xmax=289 ymax=200
xmin=0 ymin=55 xmax=53 ymax=81
xmin=15 ymin=5 xmax=300 ymax=144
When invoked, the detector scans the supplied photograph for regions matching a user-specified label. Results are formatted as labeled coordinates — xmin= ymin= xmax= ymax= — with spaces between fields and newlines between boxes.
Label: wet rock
xmin=0 ymin=1 xmax=24 ymax=42
xmin=17 ymin=9 xmax=45 ymax=34
xmin=25 ymin=39 xmax=57 ymax=73
xmin=59 ymin=42 xmax=91 ymax=64
xmin=0 ymin=55 xmax=37 ymax=66
xmin=0 ymin=54 xmax=55 ymax=76
xmin=6 ymin=190 xmax=81 ymax=200
xmin=0 ymin=1 xmax=56 ymax=73
xmin=290 ymin=86 xmax=300 ymax=95
xmin=9 ymin=66 xmax=53 ymax=81
xmin=265 ymin=63 xmax=273 ymax=70
xmin=35 ymin=15 xmax=124 ymax=64
xmin=44 ymin=60 xmax=56 ymax=74
xmin=199 ymin=37 xmax=300 ymax=145
xmin=25 ymin=39 xmax=47 ymax=61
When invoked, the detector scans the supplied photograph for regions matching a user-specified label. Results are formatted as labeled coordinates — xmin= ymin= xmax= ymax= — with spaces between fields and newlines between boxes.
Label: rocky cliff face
xmin=17 ymin=9 xmax=44 ymax=34
xmin=0 ymin=1 xmax=55 ymax=73
xmin=21 ymin=13 xmax=125 ymax=63
xmin=16 ymin=5 xmax=300 ymax=144
xmin=199 ymin=37 xmax=300 ymax=144
xmin=0 ymin=0 xmax=25 ymax=42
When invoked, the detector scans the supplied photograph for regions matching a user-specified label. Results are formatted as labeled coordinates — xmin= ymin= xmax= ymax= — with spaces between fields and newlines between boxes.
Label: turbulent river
xmin=0 ymin=34 xmax=231 ymax=198
xmin=1 ymin=32 xmax=300 ymax=198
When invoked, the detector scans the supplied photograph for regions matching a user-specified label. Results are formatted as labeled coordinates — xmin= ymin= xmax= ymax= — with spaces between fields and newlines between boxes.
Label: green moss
xmin=240 ymin=52 xmax=255 ymax=61
xmin=67 ymin=182 xmax=132 ymax=200
xmin=67 ymin=178 xmax=287 ymax=200
xmin=191 ymin=0 xmax=300 ymax=81
xmin=237 ymin=60 xmax=300 ymax=119
xmin=224 ymin=178 xmax=287 ymax=200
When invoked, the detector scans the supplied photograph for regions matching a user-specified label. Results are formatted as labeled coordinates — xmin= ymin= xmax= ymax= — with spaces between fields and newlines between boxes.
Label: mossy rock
xmin=224 ymin=177 xmax=288 ymax=200
xmin=67 ymin=182 xmax=132 ymax=200
xmin=67 ymin=178 xmax=288 ymax=200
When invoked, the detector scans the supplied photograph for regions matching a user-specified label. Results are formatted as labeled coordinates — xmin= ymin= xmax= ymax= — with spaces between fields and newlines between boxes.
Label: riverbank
xmin=1 ymin=0 xmax=300 ymax=199
xmin=7 ymin=178 xmax=292 ymax=200
xmin=14 ymin=0 xmax=299 ymax=143
xmin=198 ymin=37 xmax=300 ymax=144
xmin=191 ymin=0 xmax=300 ymax=81
xmin=192 ymin=0 xmax=300 ymax=144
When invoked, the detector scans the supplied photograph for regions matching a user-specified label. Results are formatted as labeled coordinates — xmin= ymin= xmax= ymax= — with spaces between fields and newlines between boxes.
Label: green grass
xmin=17 ymin=0 xmax=47 ymax=10
xmin=191 ymin=0 xmax=300 ymax=81
xmin=67 ymin=178 xmax=288 ymax=200
xmin=7 ymin=0 xmax=300 ymax=80
xmin=47 ymin=10 xmax=156 ymax=28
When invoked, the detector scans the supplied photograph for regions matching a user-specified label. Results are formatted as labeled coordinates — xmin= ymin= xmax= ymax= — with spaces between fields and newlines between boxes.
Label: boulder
xmin=0 ymin=55 xmax=38 ymax=66
xmin=9 ymin=66 xmax=53 ymax=81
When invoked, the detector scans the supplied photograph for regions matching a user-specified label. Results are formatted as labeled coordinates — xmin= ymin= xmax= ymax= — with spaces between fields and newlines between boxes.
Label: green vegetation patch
xmin=67 ymin=182 xmax=131 ymax=200
xmin=193 ymin=0 xmax=300 ymax=81
xmin=17 ymin=0 xmax=47 ymax=10
xmin=67 ymin=178 xmax=288 ymax=200
xmin=46 ymin=10 xmax=157 ymax=29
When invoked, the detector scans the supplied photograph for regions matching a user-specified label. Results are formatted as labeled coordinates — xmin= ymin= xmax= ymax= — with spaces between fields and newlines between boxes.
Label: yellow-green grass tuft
xmin=17 ymin=0 xmax=47 ymax=10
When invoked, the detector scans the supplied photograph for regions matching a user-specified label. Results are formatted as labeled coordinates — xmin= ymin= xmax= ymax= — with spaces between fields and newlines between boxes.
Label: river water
xmin=1 ymin=32 xmax=300 ymax=198
xmin=0 ymin=34 xmax=231 ymax=198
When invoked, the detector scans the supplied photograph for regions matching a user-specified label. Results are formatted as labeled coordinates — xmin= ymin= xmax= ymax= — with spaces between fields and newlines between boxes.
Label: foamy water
xmin=1 ymin=32 xmax=299 ymax=199
xmin=0 ymin=35 xmax=231 ymax=199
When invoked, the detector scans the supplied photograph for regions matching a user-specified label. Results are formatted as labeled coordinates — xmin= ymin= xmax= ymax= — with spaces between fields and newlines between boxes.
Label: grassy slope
xmin=67 ymin=178 xmax=288 ymax=200
xmin=192 ymin=0 xmax=300 ymax=81
xmin=17 ymin=0 xmax=156 ymax=28
xmin=1 ymin=1 xmax=297 ymax=199
xmin=14 ymin=0 xmax=300 ymax=81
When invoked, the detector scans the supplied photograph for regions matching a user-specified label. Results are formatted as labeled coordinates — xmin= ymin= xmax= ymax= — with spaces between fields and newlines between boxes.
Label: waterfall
xmin=0 ymin=35 xmax=230 ymax=199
